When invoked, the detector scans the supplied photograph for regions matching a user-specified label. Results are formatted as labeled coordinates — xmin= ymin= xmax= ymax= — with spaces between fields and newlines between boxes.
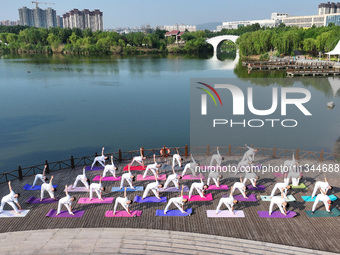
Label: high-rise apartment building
xmin=318 ymin=2 xmax=340 ymax=15
xmin=62 ymin=9 xmax=103 ymax=31
xmin=18 ymin=6 xmax=61 ymax=28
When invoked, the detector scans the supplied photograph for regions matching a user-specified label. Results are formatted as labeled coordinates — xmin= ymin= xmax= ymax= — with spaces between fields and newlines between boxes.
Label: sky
xmin=0 ymin=0 xmax=327 ymax=28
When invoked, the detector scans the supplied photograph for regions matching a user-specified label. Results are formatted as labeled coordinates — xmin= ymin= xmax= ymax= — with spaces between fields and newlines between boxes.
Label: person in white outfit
xmin=91 ymin=147 xmax=108 ymax=169
xmin=270 ymin=179 xmax=291 ymax=199
xmin=31 ymin=165 xmax=48 ymax=188
xmin=120 ymin=167 xmax=136 ymax=189
xmin=89 ymin=176 xmax=106 ymax=200
xmin=143 ymin=154 xmax=162 ymax=178
xmin=269 ymin=188 xmax=288 ymax=216
xmin=285 ymin=170 xmax=301 ymax=187
xmin=241 ymin=144 xmax=257 ymax=163
xmin=243 ymin=170 xmax=259 ymax=188
xmin=188 ymin=177 xmax=208 ymax=199
xmin=164 ymin=186 xmax=188 ymax=214
xmin=72 ymin=166 xmax=90 ymax=189
xmin=209 ymin=147 xmax=224 ymax=167
xmin=215 ymin=187 xmax=238 ymax=215
xmin=312 ymin=188 xmax=332 ymax=214
xmin=181 ymin=154 xmax=199 ymax=176
xmin=113 ymin=187 xmax=132 ymax=215
xmin=129 ymin=147 xmax=146 ymax=168
xmin=282 ymin=154 xmax=299 ymax=173
xmin=142 ymin=178 xmax=163 ymax=199
xmin=232 ymin=177 xmax=248 ymax=199
xmin=41 ymin=175 xmax=57 ymax=201
xmin=311 ymin=173 xmax=333 ymax=199
xmin=163 ymin=166 xmax=182 ymax=189
xmin=207 ymin=172 xmax=222 ymax=187
xmin=172 ymin=148 xmax=183 ymax=168
xmin=57 ymin=185 xmax=76 ymax=215
xmin=0 ymin=181 xmax=21 ymax=214
xmin=103 ymin=155 xmax=118 ymax=178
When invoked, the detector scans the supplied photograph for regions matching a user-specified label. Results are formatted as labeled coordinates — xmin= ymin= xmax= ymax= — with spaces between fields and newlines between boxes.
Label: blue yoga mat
xmin=156 ymin=208 xmax=192 ymax=216
xmin=134 ymin=195 xmax=167 ymax=203
xmin=111 ymin=186 xmax=143 ymax=192
xmin=24 ymin=184 xmax=58 ymax=191
xmin=301 ymin=194 xmax=337 ymax=202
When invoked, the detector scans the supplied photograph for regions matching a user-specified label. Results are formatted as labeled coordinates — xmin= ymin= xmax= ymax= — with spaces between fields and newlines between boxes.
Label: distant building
xmin=282 ymin=13 xmax=340 ymax=27
xmin=18 ymin=6 xmax=60 ymax=28
xmin=62 ymin=9 xmax=103 ymax=31
xmin=160 ymin=24 xmax=196 ymax=32
xmin=318 ymin=2 xmax=340 ymax=15
xmin=164 ymin=30 xmax=185 ymax=43
xmin=0 ymin=20 xmax=20 ymax=26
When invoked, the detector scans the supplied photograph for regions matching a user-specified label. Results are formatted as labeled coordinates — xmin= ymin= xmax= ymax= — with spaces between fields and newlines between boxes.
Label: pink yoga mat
xmin=78 ymin=197 xmax=114 ymax=204
xmin=233 ymin=194 xmax=257 ymax=202
xmin=258 ymin=211 xmax=297 ymax=218
xmin=181 ymin=174 xmax=206 ymax=180
xmin=207 ymin=210 xmax=245 ymax=217
xmin=65 ymin=186 xmax=89 ymax=192
xmin=207 ymin=185 xmax=228 ymax=190
xmin=123 ymin=165 xmax=146 ymax=171
xmin=46 ymin=209 xmax=84 ymax=218
xmin=183 ymin=193 xmax=213 ymax=201
xmin=105 ymin=210 xmax=142 ymax=217
xmin=137 ymin=174 xmax=166 ymax=181
xmin=93 ymin=175 xmax=121 ymax=181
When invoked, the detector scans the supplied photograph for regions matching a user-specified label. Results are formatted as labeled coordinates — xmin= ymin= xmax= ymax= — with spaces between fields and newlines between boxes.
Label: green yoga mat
xmin=305 ymin=208 xmax=340 ymax=217
xmin=261 ymin=195 xmax=296 ymax=202
xmin=291 ymin=183 xmax=307 ymax=189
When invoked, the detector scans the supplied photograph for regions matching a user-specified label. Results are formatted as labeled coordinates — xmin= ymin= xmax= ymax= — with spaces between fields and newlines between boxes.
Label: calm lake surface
xmin=0 ymin=54 xmax=340 ymax=172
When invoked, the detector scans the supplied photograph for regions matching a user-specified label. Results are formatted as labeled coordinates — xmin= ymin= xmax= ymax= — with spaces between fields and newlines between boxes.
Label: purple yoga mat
xmin=85 ymin=166 xmax=104 ymax=171
xmin=26 ymin=196 xmax=59 ymax=204
xmin=159 ymin=186 xmax=189 ymax=192
xmin=134 ymin=195 xmax=167 ymax=203
xmin=257 ymin=211 xmax=297 ymax=218
xmin=207 ymin=185 xmax=228 ymax=190
xmin=181 ymin=174 xmax=205 ymax=180
xmin=233 ymin=194 xmax=257 ymax=202
xmin=93 ymin=175 xmax=121 ymax=181
xmin=77 ymin=197 xmax=114 ymax=204
xmin=246 ymin=185 xmax=266 ymax=190
xmin=46 ymin=209 xmax=84 ymax=218
xmin=105 ymin=210 xmax=142 ymax=217
xmin=66 ymin=186 xmax=89 ymax=192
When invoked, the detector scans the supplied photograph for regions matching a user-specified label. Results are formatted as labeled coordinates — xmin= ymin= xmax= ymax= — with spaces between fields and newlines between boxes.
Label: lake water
xmin=1 ymin=54 xmax=340 ymax=172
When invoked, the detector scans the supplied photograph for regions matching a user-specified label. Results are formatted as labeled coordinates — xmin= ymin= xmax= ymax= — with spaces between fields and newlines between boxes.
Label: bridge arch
xmin=206 ymin=35 xmax=239 ymax=56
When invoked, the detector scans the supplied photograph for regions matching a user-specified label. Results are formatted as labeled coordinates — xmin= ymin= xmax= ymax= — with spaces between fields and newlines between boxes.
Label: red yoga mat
xmin=123 ymin=165 xmax=146 ymax=171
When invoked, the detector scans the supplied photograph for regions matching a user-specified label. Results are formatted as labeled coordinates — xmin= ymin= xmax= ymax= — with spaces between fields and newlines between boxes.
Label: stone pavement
xmin=0 ymin=228 xmax=336 ymax=255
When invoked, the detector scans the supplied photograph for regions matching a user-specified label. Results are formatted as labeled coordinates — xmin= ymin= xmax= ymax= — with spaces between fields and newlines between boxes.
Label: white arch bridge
xmin=206 ymin=35 xmax=239 ymax=55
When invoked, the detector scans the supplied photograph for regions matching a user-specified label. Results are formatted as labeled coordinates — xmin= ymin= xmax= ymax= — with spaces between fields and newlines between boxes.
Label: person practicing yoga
xmin=56 ymin=185 xmax=76 ymax=216
xmin=311 ymin=188 xmax=332 ymax=214
xmin=311 ymin=173 xmax=333 ymax=199
xmin=283 ymin=154 xmax=299 ymax=173
xmin=164 ymin=185 xmax=188 ymax=214
xmin=113 ymin=187 xmax=132 ymax=215
xmin=285 ymin=170 xmax=301 ymax=187
xmin=89 ymin=176 xmax=105 ymax=200
xmin=241 ymin=144 xmax=258 ymax=163
xmin=72 ymin=166 xmax=90 ymax=189
xmin=215 ymin=187 xmax=238 ymax=215
xmin=269 ymin=188 xmax=288 ymax=216
xmin=91 ymin=147 xmax=108 ymax=169
xmin=120 ymin=166 xmax=136 ymax=189
xmin=209 ymin=147 xmax=224 ymax=167
xmin=41 ymin=175 xmax=57 ymax=201
xmin=31 ymin=165 xmax=48 ymax=188
xmin=103 ymin=155 xmax=118 ymax=178
xmin=172 ymin=148 xmax=183 ymax=168
xmin=188 ymin=177 xmax=208 ymax=199
xmin=143 ymin=154 xmax=162 ymax=178
xmin=207 ymin=172 xmax=222 ymax=188
xmin=163 ymin=166 xmax=182 ymax=189
xmin=243 ymin=171 xmax=259 ymax=188
xmin=142 ymin=178 xmax=163 ymax=199
xmin=232 ymin=177 xmax=248 ymax=199
xmin=270 ymin=179 xmax=291 ymax=199
xmin=0 ymin=181 xmax=21 ymax=214
xmin=181 ymin=154 xmax=199 ymax=176
xmin=129 ymin=147 xmax=146 ymax=168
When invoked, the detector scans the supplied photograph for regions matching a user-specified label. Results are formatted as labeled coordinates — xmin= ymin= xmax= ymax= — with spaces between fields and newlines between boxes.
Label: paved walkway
xmin=0 ymin=228 xmax=335 ymax=255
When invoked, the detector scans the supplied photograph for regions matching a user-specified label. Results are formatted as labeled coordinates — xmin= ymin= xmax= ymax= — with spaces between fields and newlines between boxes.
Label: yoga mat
xmin=134 ymin=195 xmax=167 ymax=203
xmin=156 ymin=208 xmax=192 ymax=216
xmin=123 ymin=165 xmax=146 ymax=171
xmin=85 ymin=166 xmax=104 ymax=171
xmin=65 ymin=186 xmax=89 ymax=192
xmin=23 ymin=184 xmax=58 ymax=191
xmin=183 ymin=193 xmax=213 ymax=201
xmin=93 ymin=175 xmax=121 ymax=181
xmin=45 ymin=209 xmax=84 ymax=218
xmin=233 ymin=194 xmax=257 ymax=202
xmin=111 ymin=186 xmax=143 ymax=192
xmin=105 ymin=210 xmax=142 ymax=217
xmin=77 ymin=197 xmax=114 ymax=204
xmin=0 ymin=210 xmax=30 ymax=218
xmin=302 ymin=195 xmax=337 ymax=202
xmin=247 ymin=185 xmax=265 ymax=190
xmin=260 ymin=195 xmax=296 ymax=202
xmin=305 ymin=208 xmax=340 ymax=217
xmin=181 ymin=174 xmax=205 ymax=180
xmin=291 ymin=183 xmax=307 ymax=189
xmin=137 ymin=174 xmax=166 ymax=181
xmin=159 ymin=186 xmax=189 ymax=192
xmin=258 ymin=211 xmax=297 ymax=218
xmin=207 ymin=210 xmax=245 ymax=218
xmin=207 ymin=185 xmax=228 ymax=190
xmin=26 ymin=196 xmax=59 ymax=204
